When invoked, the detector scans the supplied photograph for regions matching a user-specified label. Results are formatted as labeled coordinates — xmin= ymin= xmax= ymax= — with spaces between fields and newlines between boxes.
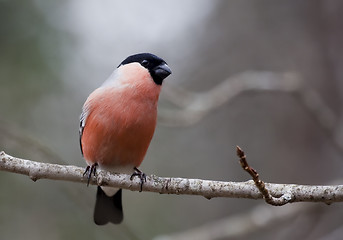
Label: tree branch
xmin=1 ymin=150 xmax=343 ymax=204
xmin=237 ymin=146 xmax=294 ymax=206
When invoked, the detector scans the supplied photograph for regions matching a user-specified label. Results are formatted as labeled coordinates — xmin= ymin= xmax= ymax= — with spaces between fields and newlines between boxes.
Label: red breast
xmin=81 ymin=63 xmax=161 ymax=168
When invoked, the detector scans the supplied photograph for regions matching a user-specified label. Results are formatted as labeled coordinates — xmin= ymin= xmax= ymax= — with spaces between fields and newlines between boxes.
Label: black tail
xmin=94 ymin=187 xmax=123 ymax=225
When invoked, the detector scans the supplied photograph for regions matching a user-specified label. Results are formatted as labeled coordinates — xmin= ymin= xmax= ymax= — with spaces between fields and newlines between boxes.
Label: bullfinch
xmin=79 ymin=53 xmax=172 ymax=225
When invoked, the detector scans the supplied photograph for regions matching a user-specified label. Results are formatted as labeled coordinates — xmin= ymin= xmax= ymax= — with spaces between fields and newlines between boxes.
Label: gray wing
xmin=79 ymin=106 xmax=88 ymax=156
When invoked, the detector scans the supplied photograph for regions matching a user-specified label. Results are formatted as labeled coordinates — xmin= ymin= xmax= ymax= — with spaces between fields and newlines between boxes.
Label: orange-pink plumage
xmin=79 ymin=53 xmax=171 ymax=225
xmin=82 ymin=63 xmax=160 ymax=168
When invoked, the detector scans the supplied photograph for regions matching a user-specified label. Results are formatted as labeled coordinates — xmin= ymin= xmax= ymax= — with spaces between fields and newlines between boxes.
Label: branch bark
xmin=237 ymin=146 xmax=294 ymax=206
xmin=1 ymin=151 xmax=343 ymax=204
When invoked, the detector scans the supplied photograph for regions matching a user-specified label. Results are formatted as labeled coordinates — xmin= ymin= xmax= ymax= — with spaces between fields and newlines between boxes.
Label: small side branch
xmin=237 ymin=146 xmax=294 ymax=206
xmin=1 ymin=151 xmax=343 ymax=204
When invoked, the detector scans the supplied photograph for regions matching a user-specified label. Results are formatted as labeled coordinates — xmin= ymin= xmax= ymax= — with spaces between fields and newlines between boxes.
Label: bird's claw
xmin=83 ymin=163 xmax=98 ymax=186
xmin=130 ymin=167 xmax=146 ymax=192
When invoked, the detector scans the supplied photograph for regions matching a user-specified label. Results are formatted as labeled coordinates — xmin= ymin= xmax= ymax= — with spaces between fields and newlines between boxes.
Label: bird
xmin=79 ymin=53 xmax=172 ymax=225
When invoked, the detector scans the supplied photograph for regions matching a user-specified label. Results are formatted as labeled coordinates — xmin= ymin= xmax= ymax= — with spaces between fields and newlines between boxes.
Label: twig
xmin=236 ymin=146 xmax=294 ymax=206
xmin=1 ymin=151 xmax=343 ymax=203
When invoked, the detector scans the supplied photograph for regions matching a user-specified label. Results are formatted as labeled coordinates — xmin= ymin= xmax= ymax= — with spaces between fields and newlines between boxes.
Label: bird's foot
xmin=83 ymin=163 xmax=98 ymax=186
xmin=130 ymin=167 xmax=146 ymax=192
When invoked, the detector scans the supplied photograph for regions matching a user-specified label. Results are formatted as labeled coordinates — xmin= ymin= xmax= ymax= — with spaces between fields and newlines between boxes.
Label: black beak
xmin=151 ymin=63 xmax=172 ymax=85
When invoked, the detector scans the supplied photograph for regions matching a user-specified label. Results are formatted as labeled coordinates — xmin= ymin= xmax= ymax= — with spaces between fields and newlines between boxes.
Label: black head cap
xmin=118 ymin=53 xmax=172 ymax=85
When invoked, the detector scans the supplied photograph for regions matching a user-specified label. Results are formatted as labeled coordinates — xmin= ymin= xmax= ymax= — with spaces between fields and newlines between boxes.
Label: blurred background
xmin=1 ymin=1 xmax=343 ymax=239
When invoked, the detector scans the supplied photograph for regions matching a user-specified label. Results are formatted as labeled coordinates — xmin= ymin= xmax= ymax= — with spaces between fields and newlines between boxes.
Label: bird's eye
xmin=141 ymin=60 xmax=149 ymax=67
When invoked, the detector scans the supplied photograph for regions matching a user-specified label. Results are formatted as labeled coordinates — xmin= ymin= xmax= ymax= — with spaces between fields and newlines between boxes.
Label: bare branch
xmin=1 ymin=151 xmax=343 ymax=204
xmin=237 ymin=146 xmax=293 ymax=206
